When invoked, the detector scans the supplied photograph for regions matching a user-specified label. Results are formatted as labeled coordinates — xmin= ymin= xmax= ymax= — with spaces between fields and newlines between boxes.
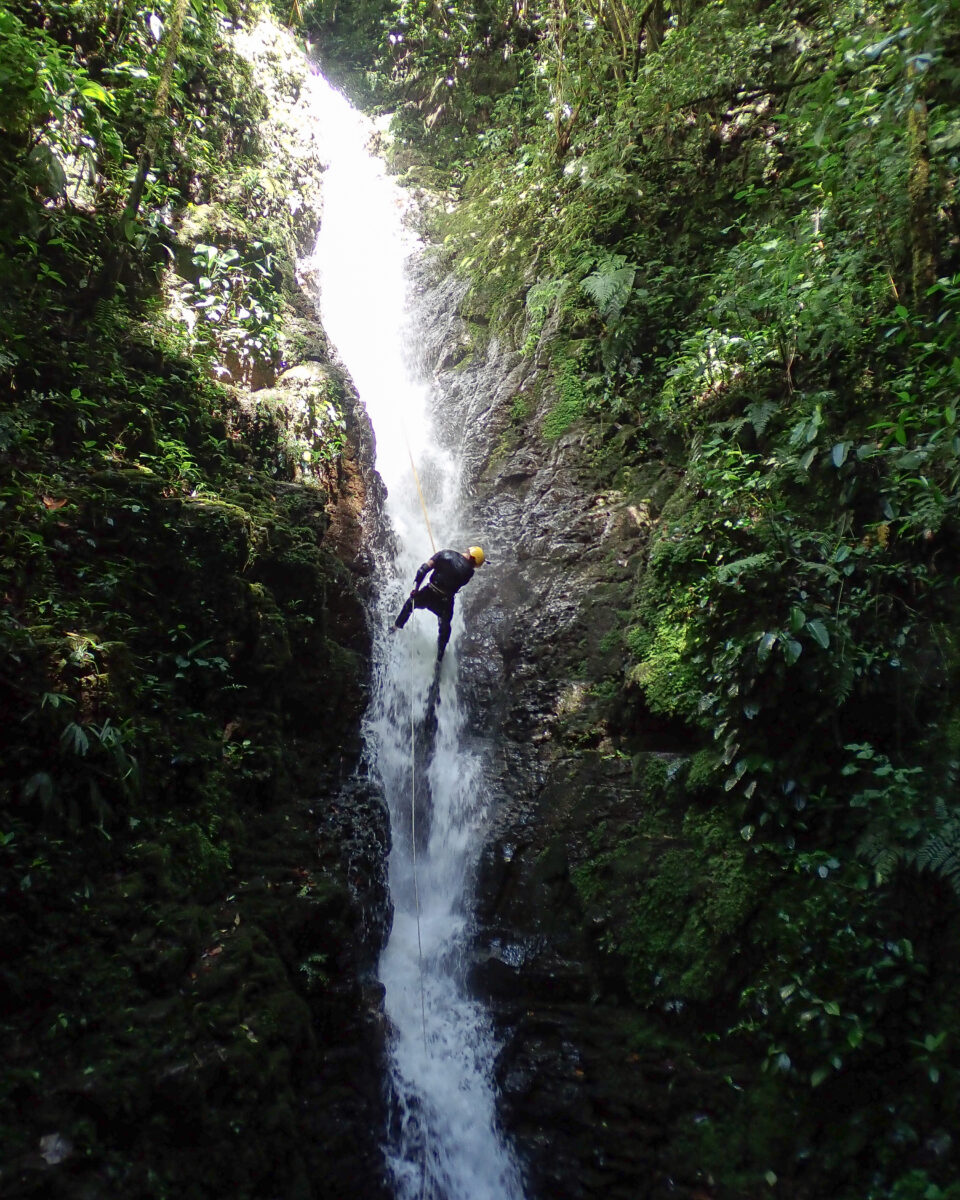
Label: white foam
xmin=305 ymin=69 xmax=524 ymax=1200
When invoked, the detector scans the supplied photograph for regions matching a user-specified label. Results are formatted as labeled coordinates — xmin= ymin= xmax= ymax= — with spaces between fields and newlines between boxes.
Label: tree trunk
xmin=907 ymin=70 xmax=936 ymax=304
xmin=97 ymin=0 xmax=190 ymax=299
xmin=120 ymin=0 xmax=190 ymax=232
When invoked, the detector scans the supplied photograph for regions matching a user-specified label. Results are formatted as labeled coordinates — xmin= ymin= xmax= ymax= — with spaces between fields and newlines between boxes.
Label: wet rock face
xmin=231 ymin=356 xmax=385 ymax=578
xmin=305 ymin=772 xmax=394 ymax=1198
xmin=206 ymin=321 xmax=393 ymax=1199
xmin=416 ymin=275 xmax=713 ymax=1199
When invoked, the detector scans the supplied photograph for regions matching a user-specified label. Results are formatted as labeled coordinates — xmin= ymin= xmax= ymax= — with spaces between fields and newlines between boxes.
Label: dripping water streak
xmin=305 ymin=73 xmax=524 ymax=1200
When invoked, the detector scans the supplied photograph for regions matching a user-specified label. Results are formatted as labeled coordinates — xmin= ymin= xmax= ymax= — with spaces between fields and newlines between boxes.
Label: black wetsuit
xmin=394 ymin=549 xmax=476 ymax=660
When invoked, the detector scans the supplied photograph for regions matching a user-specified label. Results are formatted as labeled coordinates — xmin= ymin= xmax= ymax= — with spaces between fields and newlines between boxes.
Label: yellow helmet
xmin=467 ymin=545 xmax=485 ymax=566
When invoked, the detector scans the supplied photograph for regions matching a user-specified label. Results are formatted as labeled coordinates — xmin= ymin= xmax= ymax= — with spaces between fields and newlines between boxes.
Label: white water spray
xmin=306 ymin=75 xmax=525 ymax=1200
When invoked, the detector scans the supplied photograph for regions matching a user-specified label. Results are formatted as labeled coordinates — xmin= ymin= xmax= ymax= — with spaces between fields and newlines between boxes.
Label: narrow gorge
xmin=2 ymin=2 xmax=959 ymax=1199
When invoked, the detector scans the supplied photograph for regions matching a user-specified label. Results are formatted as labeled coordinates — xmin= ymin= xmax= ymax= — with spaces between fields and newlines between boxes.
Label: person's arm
xmin=412 ymin=556 xmax=436 ymax=591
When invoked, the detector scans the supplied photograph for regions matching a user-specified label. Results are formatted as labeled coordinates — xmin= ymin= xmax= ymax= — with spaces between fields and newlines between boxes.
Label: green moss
xmin=685 ymin=748 xmax=720 ymax=792
xmin=627 ymin=616 xmax=701 ymax=721
xmin=510 ymin=394 xmax=531 ymax=423
xmin=172 ymin=820 xmax=233 ymax=898
xmin=668 ymin=1073 xmax=794 ymax=1198
xmin=631 ymin=751 xmax=675 ymax=798
xmin=572 ymin=806 xmax=762 ymax=1009
xmin=542 ymin=355 xmax=589 ymax=439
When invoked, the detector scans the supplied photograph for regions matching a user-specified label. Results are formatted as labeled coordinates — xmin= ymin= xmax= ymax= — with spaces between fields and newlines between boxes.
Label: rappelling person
xmin=392 ymin=546 xmax=485 ymax=662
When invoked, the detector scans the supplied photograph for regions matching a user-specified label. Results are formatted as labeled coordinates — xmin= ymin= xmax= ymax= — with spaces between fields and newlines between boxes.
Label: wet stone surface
xmin=413 ymin=267 xmax=721 ymax=1200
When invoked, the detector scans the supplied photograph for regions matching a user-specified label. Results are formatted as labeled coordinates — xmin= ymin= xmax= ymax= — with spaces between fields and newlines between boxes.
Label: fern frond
xmin=857 ymin=829 xmax=903 ymax=885
xmin=912 ymin=821 xmax=960 ymax=897
xmin=715 ymin=414 xmax=751 ymax=437
xmin=525 ymin=277 xmax=568 ymax=317
xmin=581 ymin=254 xmax=636 ymax=321
xmin=833 ymin=658 xmax=856 ymax=706
xmin=747 ymin=400 xmax=778 ymax=436
xmin=715 ymin=552 xmax=773 ymax=583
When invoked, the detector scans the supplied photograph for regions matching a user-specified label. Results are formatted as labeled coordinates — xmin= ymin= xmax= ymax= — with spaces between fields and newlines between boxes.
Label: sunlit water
xmin=304 ymin=72 xmax=525 ymax=1200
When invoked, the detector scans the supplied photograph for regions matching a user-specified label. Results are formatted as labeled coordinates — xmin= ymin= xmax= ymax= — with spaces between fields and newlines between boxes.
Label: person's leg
xmin=393 ymin=595 xmax=415 ymax=628
xmin=395 ymin=588 xmax=435 ymax=629
xmin=435 ymin=600 xmax=454 ymax=661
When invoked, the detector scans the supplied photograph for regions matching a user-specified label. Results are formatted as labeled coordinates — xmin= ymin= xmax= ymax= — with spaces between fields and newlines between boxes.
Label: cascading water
xmin=305 ymin=74 xmax=525 ymax=1200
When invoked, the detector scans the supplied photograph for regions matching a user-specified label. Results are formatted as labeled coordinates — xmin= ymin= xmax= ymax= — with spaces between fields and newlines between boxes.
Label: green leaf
xmin=811 ymin=1065 xmax=831 ymax=1087
xmin=807 ymin=619 xmax=830 ymax=649
xmin=831 ymin=441 xmax=849 ymax=467
xmin=79 ymin=79 xmax=113 ymax=107
xmin=61 ymin=722 xmax=90 ymax=756
xmin=23 ymin=771 xmax=55 ymax=807
xmin=104 ymin=61 xmax=151 ymax=80
xmin=757 ymin=632 xmax=777 ymax=664
xmin=788 ymin=606 xmax=806 ymax=633
xmin=717 ymin=552 xmax=772 ymax=583
xmin=783 ymin=638 xmax=803 ymax=665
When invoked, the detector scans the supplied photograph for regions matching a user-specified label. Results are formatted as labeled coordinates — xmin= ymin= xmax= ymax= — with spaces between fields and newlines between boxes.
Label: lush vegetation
xmin=5 ymin=0 xmax=959 ymax=1193
xmin=310 ymin=0 xmax=960 ymax=1194
xmin=0 ymin=2 xmax=381 ymax=1195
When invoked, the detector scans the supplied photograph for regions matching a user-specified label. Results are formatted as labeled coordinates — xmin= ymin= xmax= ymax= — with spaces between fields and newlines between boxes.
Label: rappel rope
xmin=401 ymin=423 xmax=433 ymax=1197
xmin=410 ymin=699 xmax=428 ymax=1057
xmin=410 ymin=697 xmax=432 ymax=1200
xmin=401 ymin=422 xmax=432 ymax=1058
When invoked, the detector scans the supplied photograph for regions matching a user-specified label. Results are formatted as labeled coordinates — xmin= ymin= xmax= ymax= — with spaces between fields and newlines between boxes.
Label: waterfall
xmin=306 ymin=74 xmax=525 ymax=1200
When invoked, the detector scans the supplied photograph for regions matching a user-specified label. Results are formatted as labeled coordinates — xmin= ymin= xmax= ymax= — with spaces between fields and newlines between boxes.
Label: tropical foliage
xmin=3 ymin=0 xmax=960 ymax=1192
xmin=0 ymin=3 xmax=373 ymax=1194
xmin=311 ymin=0 xmax=960 ymax=1193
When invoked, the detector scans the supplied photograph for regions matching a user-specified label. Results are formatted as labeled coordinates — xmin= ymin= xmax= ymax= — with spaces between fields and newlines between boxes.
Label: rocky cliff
xmin=413 ymin=273 xmax=749 ymax=1200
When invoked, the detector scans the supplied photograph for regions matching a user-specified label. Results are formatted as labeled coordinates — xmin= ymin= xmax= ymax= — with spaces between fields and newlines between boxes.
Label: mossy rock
xmin=571 ymin=802 xmax=763 ymax=1012
xmin=234 ymin=365 xmax=346 ymax=484
xmin=88 ymin=467 xmax=166 ymax=494
xmin=244 ymin=581 xmax=293 ymax=676
xmin=178 ymin=498 xmax=252 ymax=572
xmin=176 ymin=202 xmax=256 ymax=260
